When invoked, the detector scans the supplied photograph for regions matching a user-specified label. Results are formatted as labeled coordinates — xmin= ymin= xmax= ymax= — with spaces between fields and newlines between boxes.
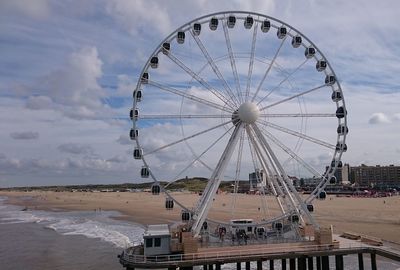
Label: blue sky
xmin=0 ymin=0 xmax=399 ymax=187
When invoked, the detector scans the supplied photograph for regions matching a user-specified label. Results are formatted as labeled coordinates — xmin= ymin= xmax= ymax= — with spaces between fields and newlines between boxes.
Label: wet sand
xmin=1 ymin=190 xmax=399 ymax=243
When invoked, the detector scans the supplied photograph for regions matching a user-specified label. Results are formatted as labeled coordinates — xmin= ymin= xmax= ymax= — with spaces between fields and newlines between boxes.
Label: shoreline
xmin=1 ymin=190 xmax=399 ymax=244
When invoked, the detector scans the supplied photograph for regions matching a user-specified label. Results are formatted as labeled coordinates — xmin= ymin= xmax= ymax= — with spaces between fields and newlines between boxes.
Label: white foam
xmin=0 ymin=198 xmax=144 ymax=248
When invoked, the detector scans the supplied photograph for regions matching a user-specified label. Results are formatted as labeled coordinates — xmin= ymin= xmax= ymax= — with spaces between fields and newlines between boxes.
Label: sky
xmin=0 ymin=0 xmax=399 ymax=187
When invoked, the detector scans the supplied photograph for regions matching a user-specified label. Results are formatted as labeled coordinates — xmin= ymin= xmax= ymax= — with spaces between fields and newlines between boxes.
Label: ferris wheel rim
xmin=131 ymin=11 xmax=348 ymax=228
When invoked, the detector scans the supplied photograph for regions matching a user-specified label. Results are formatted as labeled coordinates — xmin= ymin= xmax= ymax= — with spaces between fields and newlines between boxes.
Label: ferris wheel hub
xmin=237 ymin=102 xmax=260 ymax=124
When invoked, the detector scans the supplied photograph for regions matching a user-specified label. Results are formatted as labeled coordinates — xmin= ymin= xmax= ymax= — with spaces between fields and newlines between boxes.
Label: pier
xmin=119 ymin=242 xmax=400 ymax=269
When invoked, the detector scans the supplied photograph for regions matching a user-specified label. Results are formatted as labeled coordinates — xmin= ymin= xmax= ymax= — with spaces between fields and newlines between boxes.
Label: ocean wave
xmin=0 ymin=199 xmax=144 ymax=248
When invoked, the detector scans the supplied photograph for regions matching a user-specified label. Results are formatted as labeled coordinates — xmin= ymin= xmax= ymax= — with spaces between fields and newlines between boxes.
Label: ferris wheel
xmin=130 ymin=11 xmax=347 ymax=238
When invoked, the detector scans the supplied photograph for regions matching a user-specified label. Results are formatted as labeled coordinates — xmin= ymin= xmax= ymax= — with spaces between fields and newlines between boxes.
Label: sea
xmin=1 ymin=196 xmax=399 ymax=270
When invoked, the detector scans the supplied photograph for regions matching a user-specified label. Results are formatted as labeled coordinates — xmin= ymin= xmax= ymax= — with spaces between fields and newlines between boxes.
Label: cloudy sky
xmin=0 ymin=0 xmax=399 ymax=187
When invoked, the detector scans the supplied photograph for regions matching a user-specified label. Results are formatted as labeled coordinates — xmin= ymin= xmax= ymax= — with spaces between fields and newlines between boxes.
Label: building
xmin=289 ymin=176 xmax=300 ymax=187
xmin=350 ymin=164 xmax=400 ymax=188
xmin=341 ymin=163 xmax=350 ymax=185
xmin=143 ymin=224 xmax=171 ymax=256
xmin=249 ymin=170 xmax=266 ymax=191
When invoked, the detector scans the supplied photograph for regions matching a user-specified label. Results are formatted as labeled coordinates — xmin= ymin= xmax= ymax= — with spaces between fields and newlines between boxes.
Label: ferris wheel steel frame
xmin=130 ymin=11 xmax=348 ymax=238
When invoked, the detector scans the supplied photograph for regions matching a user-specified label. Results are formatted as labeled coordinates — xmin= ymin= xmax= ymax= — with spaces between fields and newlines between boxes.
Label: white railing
xmin=121 ymin=244 xmax=371 ymax=265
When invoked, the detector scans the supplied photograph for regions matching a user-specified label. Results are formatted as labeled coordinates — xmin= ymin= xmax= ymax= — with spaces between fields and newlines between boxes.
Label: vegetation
xmin=0 ymin=177 xmax=238 ymax=193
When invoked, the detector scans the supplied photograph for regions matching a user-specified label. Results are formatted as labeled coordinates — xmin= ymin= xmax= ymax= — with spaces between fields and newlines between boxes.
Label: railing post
xmin=257 ymin=260 xmax=263 ymax=270
xmin=321 ymin=256 xmax=329 ymax=270
xmin=299 ymin=257 xmax=308 ymax=270
xmin=370 ymin=253 xmax=377 ymax=270
xmin=358 ymin=253 xmax=364 ymax=270
xmin=316 ymin=256 xmax=321 ymax=270
xmin=308 ymin=257 xmax=313 ymax=270
xmin=281 ymin=259 xmax=286 ymax=270
xmin=289 ymin=258 xmax=296 ymax=270
xmin=335 ymin=255 xmax=343 ymax=270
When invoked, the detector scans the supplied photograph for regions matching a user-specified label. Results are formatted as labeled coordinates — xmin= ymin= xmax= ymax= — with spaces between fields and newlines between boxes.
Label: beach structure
xmin=122 ymin=11 xmax=352 ymax=269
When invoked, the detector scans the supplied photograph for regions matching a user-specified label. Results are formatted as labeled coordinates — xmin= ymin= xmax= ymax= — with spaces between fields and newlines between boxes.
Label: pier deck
xmin=119 ymin=237 xmax=400 ymax=269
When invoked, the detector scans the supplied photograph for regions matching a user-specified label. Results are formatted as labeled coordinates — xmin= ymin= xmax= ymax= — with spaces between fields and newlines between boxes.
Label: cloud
xmin=106 ymin=0 xmax=172 ymax=36
xmin=116 ymin=135 xmax=131 ymax=145
xmin=26 ymin=96 xmax=54 ymax=110
xmin=57 ymin=143 xmax=94 ymax=155
xmin=10 ymin=131 xmax=39 ymax=140
xmin=393 ymin=113 xmax=400 ymax=121
xmin=106 ymin=155 xmax=127 ymax=163
xmin=26 ymin=46 xmax=110 ymax=120
xmin=368 ymin=113 xmax=391 ymax=124
xmin=0 ymin=153 xmax=21 ymax=169
xmin=0 ymin=0 xmax=50 ymax=19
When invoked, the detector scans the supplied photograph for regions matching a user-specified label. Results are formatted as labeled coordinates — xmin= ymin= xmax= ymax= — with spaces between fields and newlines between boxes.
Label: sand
xmin=1 ymin=190 xmax=399 ymax=243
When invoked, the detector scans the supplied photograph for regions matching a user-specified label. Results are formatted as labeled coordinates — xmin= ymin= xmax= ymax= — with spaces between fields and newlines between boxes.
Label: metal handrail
xmin=121 ymin=243 xmax=373 ymax=265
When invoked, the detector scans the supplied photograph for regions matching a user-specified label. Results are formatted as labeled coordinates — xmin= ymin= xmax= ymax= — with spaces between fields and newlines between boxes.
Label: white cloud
xmin=368 ymin=112 xmax=391 ymax=124
xmin=116 ymin=135 xmax=131 ymax=145
xmin=10 ymin=131 xmax=39 ymax=140
xmin=26 ymin=96 xmax=54 ymax=110
xmin=106 ymin=155 xmax=127 ymax=163
xmin=393 ymin=113 xmax=400 ymax=121
xmin=106 ymin=0 xmax=172 ymax=36
xmin=57 ymin=143 xmax=94 ymax=155
xmin=0 ymin=0 xmax=50 ymax=19
xmin=26 ymin=46 xmax=110 ymax=120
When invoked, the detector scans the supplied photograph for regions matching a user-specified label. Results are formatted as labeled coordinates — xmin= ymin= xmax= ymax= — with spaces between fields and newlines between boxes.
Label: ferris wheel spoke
xmin=166 ymin=51 xmax=236 ymax=109
xmin=259 ymin=113 xmax=336 ymax=118
xmin=251 ymin=35 xmax=288 ymax=102
xmin=257 ymin=58 xmax=309 ymax=105
xmin=148 ymin=80 xmax=232 ymax=113
xmin=230 ymin=126 xmax=245 ymax=217
xmin=245 ymin=21 xmax=258 ymax=102
xmin=257 ymin=119 xmax=336 ymax=150
xmin=192 ymin=123 xmax=243 ymax=236
xmin=190 ymin=31 xmax=240 ymax=106
xmin=165 ymin=125 xmax=235 ymax=189
xmin=139 ymin=114 xmax=231 ymax=120
xmin=257 ymin=126 xmax=322 ymax=178
xmin=251 ymin=124 xmax=318 ymax=227
xmin=248 ymin=125 xmax=291 ymax=201
xmin=144 ymin=120 xmax=231 ymax=156
xmin=246 ymin=125 xmax=286 ymax=215
xmin=260 ymin=84 xmax=327 ymax=111
xmin=246 ymin=127 xmax=277 ymax=217
xmin=222 ymin=19 xmax=243 ymax=103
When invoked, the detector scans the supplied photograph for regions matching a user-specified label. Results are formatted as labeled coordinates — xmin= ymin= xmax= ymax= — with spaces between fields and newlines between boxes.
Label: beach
xmin=1 ymin=190 xmax=400 ymax=244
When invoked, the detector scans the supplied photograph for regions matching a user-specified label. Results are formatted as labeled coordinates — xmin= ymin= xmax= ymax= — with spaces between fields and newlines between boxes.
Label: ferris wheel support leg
xmin=192 ymin=123 xmax=243 ymax=237
xmin=252 ymin=125 xmax=304 ymax=222
xmin=248 ymin=125 xmax=300 ymax=217
xmin=246 ymin=126 xmax=287 ymax=215
xmin=251 ymin=124 xmax=319 ymax=229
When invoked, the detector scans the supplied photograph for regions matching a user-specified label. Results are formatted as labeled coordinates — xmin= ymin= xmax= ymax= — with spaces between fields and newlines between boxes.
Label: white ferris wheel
xmin=129 ymin=11 xmax=347 ymax=239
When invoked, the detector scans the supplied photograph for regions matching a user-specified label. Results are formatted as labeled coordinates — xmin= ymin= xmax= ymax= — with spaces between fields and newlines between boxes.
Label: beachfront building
xmin=341 ymin=163 xmax=351 ymax=185
xmin=248 ymin=170 xmax=266 ymax=191
xmin=325 ymin=165 xmax=343 ymax=184
xmin=350 ymin=164 xmax=400 ymax=188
